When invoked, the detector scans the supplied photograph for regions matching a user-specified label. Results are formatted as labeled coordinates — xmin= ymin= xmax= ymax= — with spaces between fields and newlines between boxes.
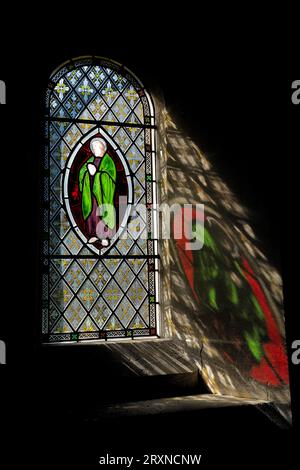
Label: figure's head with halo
xmin=90 ymin=137 xmax=107 ymax=158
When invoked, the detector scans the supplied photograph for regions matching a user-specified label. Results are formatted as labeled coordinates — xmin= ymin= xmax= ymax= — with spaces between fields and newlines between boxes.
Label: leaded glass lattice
xmin=42 ymin=57 xmax=159 ymax=342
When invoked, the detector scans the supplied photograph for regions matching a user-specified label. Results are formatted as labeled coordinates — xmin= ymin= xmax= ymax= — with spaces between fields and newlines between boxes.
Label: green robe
xmin=79 ymin=154 xmax=117 ymax=229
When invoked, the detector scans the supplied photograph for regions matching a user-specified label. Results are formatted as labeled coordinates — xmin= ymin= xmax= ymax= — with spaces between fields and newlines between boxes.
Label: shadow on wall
xmin=158 ymin=109 xmax=290 ymax=421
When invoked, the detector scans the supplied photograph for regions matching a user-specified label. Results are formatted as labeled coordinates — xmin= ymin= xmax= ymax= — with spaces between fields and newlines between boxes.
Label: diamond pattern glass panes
xmin=102 ymin=279 xmax=122 ymax=310
xmin=64 ymin=124 xmax=82 ymax=149
xmin=44 ymin=58 xmax=158 ymax=343
xmin=49 ymin=158 xmax=60 ymax=183
xmin=135 ymin=163 xmax=146 ymax=187
xmin=105 ymin=258 xmax=122 ymax=275
xmin=102 ymin=109 xmax=118 ymax=123
xmin=115 ymin=296 xmax=134 ymax=328
xmin=90 ymin=262 xmax=111 ymax=291
xmin=52 ymin=118 xmax=71 ymax=137
xmin=133 ymin=177 xmax=145 ymax=204
xmin=114 ymin=128 xmax=131 ymax=152
xmin=66 ymin=68 xmax=83 ymax=87
xmin=111 ymin=71 xmax=127 ymax=91
xmin=134 ymin=101 xmax=144 ymax=123
xmin=127 ymin=258 xmax=146 ymax=275
xmin=126 ymin=144 xmax=143 ymax=171
xmin=125 ymin=125 xmax=142 ymax=141
xmin=51 ymin=175 xmax=63 ymax=204
xmin=111 ymin=96 xmax=130 ymax=122
xmin=52 ymin=140 xmax=70 ymax=169
xmin=52 ymin=258 xmax=73 ymax=275
xmin=104 ymin=315 xmax=123 ymax=331
xmin=78 ymin=279 xmax=98 ymax=311
xmin=114 ymin=262 xmax=135 ymax=292
xmin=54 ymin=78 xmax=71 ymax=102
xmin=102 ymin=123 xmax=118 ymax=136
xmin=127 ymin=112 xmax=141 ymax=125
xmin=124 ymin=84 xmax=140 ymax=107
xmin=50 ymin=95 xmax=60 ymax=116
xmin=49 ymin=263 xmax=60 ymax=289
xmin=51 ymin=209 xmax=69 ymax=239
xmin=135 ymin=131 xmax=145 ymax=153
xmin=88 ymin=66 xmax=107 ymax=88
xmin=63 ymin=231 xmax=82 ymax=255
xmin=65 ymin=92 xmax=84 ymax=118
xmin=90 ymin=302 xmax=112 ymax=329
xmin=79 ymin=316 xmax=98 ymax=332
xmin=128 ymin=313 xmax=147 ymax=330
xmin=76 ymin=77 xmax=95 ymax=104
xmin=49 ymin=126 xmax=60 ymax=149
xmin=51 ymin=280 xmax=73 ymax=312
xmin=88 ymin=96 xmax=108 ymax=120
xmin=78 ymin=258 xmax=97 ymax=275
xmin=65 ymin=298 xmax=86 ymax=330
xmin=139 ymin=300 xmax=150 ymax=326
xmin=101 ymin=79 xmax=118 ymax=106
xmin=115 ymin=236 xmax=134 ymax=255
xmin=53 ymin=316 xmax=73 ymax=334
xmin=126 ymin=279 xmax=147 ymax=309
xmin=64 ymin=262 xmax=86 ymax=292
xmin=49 ymin=305 xmax=61 ymax=330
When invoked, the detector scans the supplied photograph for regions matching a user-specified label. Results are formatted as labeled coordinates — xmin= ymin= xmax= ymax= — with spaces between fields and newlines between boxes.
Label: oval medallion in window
xmin=64 ymin=130 xmax=133 ymax=254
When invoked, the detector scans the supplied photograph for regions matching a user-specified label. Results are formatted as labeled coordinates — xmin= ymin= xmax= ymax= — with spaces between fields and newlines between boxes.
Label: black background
xmin=0 ymin=14 xmax=299 ymax=468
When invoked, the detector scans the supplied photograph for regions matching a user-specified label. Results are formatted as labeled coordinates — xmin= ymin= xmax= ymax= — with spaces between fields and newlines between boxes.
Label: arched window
xmin=42 ymin=57 xmax=159 ymax=343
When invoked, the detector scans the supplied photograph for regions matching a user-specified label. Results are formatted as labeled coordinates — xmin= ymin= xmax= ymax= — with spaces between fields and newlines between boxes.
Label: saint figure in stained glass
xmin=68 ymin=132 xmax=129 ymax=253
xmin=79 ymin=138 xmax=116 ymax=245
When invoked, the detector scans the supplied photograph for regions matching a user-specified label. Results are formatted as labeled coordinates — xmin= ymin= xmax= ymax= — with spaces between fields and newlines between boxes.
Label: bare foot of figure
xmin=88 ymin=237 xmax=99 ymax=244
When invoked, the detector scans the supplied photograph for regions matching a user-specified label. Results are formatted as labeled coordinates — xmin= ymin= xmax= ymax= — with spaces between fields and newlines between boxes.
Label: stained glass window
xmin=42 ymin=57 xmax=159 ymax=343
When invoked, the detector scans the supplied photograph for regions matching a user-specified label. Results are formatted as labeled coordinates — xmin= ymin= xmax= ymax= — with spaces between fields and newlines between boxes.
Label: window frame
xmin=41 ymin=56 xmax=160 ymax=344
